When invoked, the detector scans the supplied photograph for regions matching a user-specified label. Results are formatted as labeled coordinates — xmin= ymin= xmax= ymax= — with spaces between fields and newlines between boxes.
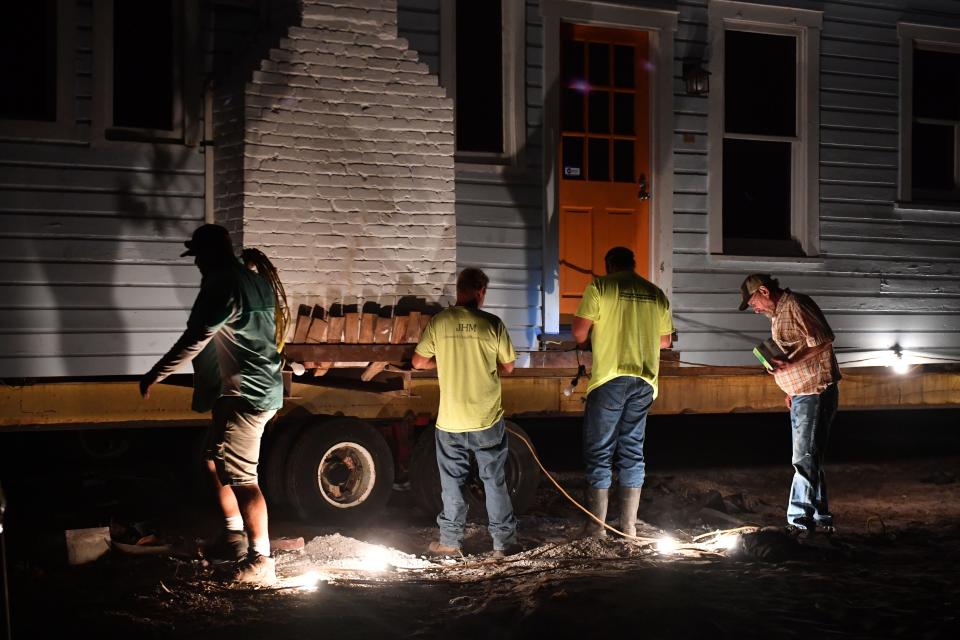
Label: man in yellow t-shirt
xmin=572 ymin=247 xmax=673 ymax=537
xmin=413 ymin=268 xmax=519 ymax=558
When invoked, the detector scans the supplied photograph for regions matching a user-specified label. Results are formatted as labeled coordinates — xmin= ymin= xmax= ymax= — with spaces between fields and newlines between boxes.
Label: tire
xmin=409 ymin=427 xmax=444 ymax=517
xmin=409 ymin=421 xmax=541 ymax=517
xmin=260 ymin=419 xmax=305 ymax=511
xmin=284 ymin=418 xmax=395 ymax=526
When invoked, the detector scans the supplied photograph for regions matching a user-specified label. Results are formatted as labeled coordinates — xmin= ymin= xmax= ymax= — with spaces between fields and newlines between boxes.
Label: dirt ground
xmin=5 ymin=446 xmax=960 ymax=640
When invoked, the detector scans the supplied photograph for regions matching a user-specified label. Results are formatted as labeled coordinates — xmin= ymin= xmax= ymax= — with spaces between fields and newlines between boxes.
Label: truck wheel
xmin=260 ymin=419 xmax=305 ymax=511
xmin=409 ymin=421 xmax=541 ymax=517
xmin=284 ymin=418 xmax=395 ymax=525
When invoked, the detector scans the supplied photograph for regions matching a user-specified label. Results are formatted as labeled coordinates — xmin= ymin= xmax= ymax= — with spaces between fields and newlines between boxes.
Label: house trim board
xmin=540 ymin=0 xmax=678 ymax=334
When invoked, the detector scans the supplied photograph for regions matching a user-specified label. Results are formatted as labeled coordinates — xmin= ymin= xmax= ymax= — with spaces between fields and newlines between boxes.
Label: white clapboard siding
xmin=0 ymin=3 xmax=205 ymax=377
xmin=668 ymin=0 xmax=960 ymax=367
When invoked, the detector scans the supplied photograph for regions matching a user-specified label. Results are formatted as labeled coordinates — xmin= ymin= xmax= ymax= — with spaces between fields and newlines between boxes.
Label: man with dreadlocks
xmin=140 ymin=224 xmax=284 ymax=585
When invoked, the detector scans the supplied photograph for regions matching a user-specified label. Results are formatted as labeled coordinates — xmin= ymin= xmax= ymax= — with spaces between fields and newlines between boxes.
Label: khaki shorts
xmin=206 ymin=396 xmax=277 ymax=486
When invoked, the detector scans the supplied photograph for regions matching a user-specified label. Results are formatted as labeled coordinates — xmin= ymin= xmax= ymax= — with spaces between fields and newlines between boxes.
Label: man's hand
xmin=771 ymin=356 xmax=792 ymax=372
xmin=784 ymin=395 xmax=792 ymax=409
xmin=498 ymin=360 xmax=515 ymax=376
xmin=139 ymin=374 xmax=155 ymax=399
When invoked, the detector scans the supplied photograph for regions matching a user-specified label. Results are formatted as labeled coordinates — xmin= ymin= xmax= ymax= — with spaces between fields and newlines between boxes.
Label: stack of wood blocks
xmin=288 ymin=304 xmax=432 ymax=381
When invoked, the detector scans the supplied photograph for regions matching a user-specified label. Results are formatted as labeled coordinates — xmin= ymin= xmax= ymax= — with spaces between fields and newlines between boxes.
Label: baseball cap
xmin=738 ymin=273 xmax=777 ymax=311
xmin=181 ymin=224 xmax=233 ymax=257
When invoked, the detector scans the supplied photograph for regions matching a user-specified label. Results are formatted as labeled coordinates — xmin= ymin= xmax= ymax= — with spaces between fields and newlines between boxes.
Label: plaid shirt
xmin=771 ymin=290 xmax=841 ymax=396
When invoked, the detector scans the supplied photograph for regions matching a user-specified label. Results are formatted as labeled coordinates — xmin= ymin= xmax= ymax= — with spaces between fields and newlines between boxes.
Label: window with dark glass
xmin=1 ymin=1 xmax=58 ymax=121
xmin=113 ymin=0 xmax=175 ymax=130
xmin=722 ymin=29 xmax=800 ymax=255
xmin=455 ymin=0 xmax=503 ymax=154
xmin=560 ymin=34 xmax=637 ymax=185
xmin=911 ymin=47 xmax=960 ymax=197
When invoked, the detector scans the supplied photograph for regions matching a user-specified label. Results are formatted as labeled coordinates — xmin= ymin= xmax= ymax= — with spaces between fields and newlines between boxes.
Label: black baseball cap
xmin=181 ymin=224 xmax=233 ymax=257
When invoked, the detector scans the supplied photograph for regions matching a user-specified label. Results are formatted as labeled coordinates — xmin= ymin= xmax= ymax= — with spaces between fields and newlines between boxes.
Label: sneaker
xmin=231 ymin=552 xmax=276 ymax=586
xmin=203 ymin=530 xmax=248 ymax=561
xmin=816 ymin=524 xmax=837 ymax=536
xmin=427 ymin=541 xmax=461 ymax=557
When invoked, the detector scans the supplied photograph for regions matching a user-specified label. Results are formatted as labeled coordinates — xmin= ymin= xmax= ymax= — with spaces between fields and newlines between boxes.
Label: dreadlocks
xmin=241 ymin=248 xmax=290 ymax=351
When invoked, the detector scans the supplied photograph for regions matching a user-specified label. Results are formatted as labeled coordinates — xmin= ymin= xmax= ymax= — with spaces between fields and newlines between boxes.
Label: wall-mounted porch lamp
xmin=682 ymin=60 xmax=710 ymax=96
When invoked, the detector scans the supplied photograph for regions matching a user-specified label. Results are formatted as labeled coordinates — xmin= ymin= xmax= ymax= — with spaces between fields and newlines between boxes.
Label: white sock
xmin=225 ymin=515 xmax=244 ymax=532
xmin=252 ymin=537 xmax=271 ymax=558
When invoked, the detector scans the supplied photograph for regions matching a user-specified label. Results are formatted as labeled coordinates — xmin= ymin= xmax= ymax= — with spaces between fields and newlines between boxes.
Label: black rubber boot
xmin=581 ymin=487 xmax=609 ymax=538
xmin=619 ymin=487 xmax=642 ymax=538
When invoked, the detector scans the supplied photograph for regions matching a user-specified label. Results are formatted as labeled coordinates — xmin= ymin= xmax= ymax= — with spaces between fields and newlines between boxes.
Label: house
xmin=2 ymin=0 xmax=959 ymax=380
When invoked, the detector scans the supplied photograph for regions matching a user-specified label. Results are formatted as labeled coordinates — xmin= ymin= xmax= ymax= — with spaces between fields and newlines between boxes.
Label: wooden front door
xmin=558 ymin=24 xmax=650 ymax=319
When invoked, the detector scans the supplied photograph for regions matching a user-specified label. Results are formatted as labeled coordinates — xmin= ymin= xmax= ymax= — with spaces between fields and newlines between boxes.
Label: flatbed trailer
xmin=2 ymin=354 xmax=958 ymax=524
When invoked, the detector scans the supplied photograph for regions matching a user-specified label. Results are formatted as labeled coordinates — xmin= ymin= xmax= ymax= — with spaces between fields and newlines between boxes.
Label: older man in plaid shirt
xmin=739 ymin=274 xmax=841 ymax=535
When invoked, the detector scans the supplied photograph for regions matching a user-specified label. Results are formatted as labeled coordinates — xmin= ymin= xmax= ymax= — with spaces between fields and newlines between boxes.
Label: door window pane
xmin=614 ymin=93 xmax=634 ymax=135
xmin=914 ymin=48 xmax=960 ymax=121
xmin=912 ymin=123 xmax=955 ymax=191
xmin=562 ymin=88 xmax=585 ymax=132
xmin=725 ymin=30 xmax=796 ymax=137
xmin=588 ymin=43 xmax=609 ymax=86
xmin=562 ymin=39 xmax=585 ymax=85
xmin=723 ymin=139 xmax=791 ymax=241
xmin=613 ymin=45 xmax=635 ymax=88
xmin=562 ymin=136 xmax=585 ymax=180
xmin=455 ymin=0 xmax=503 ymax=152
xmin=1 ymin=0 xmax=57 ymax=121
xmin=613 ymin=140 xmax=634 ymax=183
xmin=588 ymin=138 xmax=609 ymax=181
xmin=114 ymin=0 xmax=175 ymax=130
xmin=588 ymin=91 xmax=609 ymax=133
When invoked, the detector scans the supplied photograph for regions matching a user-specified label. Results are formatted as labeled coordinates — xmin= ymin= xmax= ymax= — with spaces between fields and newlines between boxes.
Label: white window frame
xmin=897 ymin=22 xmax=960 ymax=206
xmin=440 ymin=0 xmax=525 ymax=171
xmin=707 ymin=0 xmax=821 ymax=257
xmin=0 ymin=0 xmax=79 ymax=140
xmin=93 ymin=0 xmax=191 ymax=143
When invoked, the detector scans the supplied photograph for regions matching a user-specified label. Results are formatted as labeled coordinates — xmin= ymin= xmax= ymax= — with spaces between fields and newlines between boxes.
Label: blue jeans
xmin=787 ymin=383 xmax=838 ymax=528
xmin=583 ymin=376 xmax=654 ymax=489
xmin=434 ymin=418 xmax=518 ymax=550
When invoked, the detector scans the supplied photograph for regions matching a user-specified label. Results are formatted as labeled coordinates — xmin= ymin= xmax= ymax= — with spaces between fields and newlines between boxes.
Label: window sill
xmin=708 ymin=253 xmax=826 ymax=267
xmin=895 ymin=201 xmax=960 ymax=214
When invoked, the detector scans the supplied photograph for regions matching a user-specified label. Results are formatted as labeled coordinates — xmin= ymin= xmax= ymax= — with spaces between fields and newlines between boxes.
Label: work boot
xmin=231 ymin=551 xmax=276 ymax=586
xmin=619 ymin=487 xmax=642 ymax=538
xmin=488 ymin=541 xmax=524 ymax=561
xmin=203 ymin=529 xmax=248 ymax=561
xmin=581 ymin=487 xmax=609 ymax=538
xmin=427 ymin=541 xmax=461 ymax=557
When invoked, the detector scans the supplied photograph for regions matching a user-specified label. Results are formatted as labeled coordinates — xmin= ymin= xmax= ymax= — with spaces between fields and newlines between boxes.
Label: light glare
xmin=656 ymin=536 xmax=678 ymax=554
xmin=358 ymin=546 xmax=391 ymax=572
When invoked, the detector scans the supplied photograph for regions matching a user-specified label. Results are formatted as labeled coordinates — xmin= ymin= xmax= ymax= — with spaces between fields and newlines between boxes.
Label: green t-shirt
xmin=414 ymin=306 xmax=517 ymax=432
xmin=575 ymin=271 xmax=673 ymax=398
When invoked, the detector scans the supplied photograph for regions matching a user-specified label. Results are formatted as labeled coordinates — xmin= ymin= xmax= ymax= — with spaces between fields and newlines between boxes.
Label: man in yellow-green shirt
xmin=572 ymin=247 xmax=673 ymax=537
xmin=413 ymin=268 xmax=519 ymax=558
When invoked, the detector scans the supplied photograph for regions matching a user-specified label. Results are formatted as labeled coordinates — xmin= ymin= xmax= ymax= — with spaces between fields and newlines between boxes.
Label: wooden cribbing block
xmin=292 ymin=304 xmax=312 ymax=344
xmin=344 ymin=312 xmax=361 ymax=344
xmin=326 ymin=316 xmax=345 ymax=343
xmin=374 ymin=317 xmax=393 ymax=343
xmin=314 ymin=315 xmax=345 ymax=377
xmin=404 ymin=311 xmax=422 ymax=343
xmin=359 ymin=313 xmax=377 ymax=343
xmin=362 ymin=316 xmax=396 ymax=382
xmin=302 ymin=307 xmax=328 ymax=369
xmin=390 ymin=316 xmax=408 ymax=345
